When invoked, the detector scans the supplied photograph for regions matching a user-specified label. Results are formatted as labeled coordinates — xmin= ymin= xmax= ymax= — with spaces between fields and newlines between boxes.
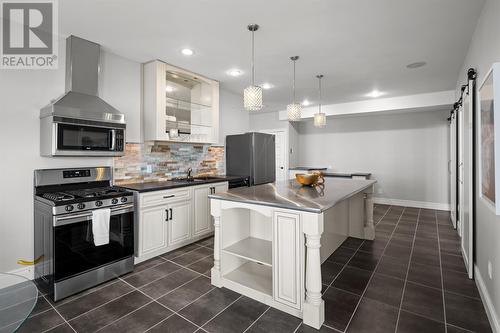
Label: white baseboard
xmin=373 ymin=197 xmax=450 ymax=211
xmin=8 ymin=266 xmax=34 ymax=280
xmin=475 ymin=265 xmax=500 ymax=333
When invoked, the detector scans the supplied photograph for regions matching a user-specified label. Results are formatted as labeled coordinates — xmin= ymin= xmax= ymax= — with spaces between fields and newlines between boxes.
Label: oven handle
xmin=53 ymin=204 xmax=134 ymax=227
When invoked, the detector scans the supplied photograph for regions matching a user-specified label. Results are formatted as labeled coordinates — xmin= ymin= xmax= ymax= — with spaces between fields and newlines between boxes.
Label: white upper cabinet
xmin=143 ymin=60 xmax=219 ymax=144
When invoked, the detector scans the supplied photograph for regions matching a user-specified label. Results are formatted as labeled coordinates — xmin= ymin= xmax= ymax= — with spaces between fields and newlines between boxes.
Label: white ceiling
xmin=59 ymin=0 xmax=484 ymax=112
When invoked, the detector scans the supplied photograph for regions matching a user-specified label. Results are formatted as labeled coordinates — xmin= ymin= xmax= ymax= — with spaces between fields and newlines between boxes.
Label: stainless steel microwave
xmin=40 ymin=117 xmax=125 ymax=156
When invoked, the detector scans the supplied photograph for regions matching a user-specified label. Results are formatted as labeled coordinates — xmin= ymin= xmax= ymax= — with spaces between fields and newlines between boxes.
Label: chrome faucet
xmin=187 ymin=167 xmax=193 ymax=180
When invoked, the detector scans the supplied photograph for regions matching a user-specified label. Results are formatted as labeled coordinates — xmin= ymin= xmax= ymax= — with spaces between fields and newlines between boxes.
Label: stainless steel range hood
xmin=40 ymin=36 xmax=125 ymax=125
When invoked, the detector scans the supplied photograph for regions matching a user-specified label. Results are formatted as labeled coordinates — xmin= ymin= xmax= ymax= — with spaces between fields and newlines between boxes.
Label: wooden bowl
xmin=295 ymin=172 xmax=324 ymax=186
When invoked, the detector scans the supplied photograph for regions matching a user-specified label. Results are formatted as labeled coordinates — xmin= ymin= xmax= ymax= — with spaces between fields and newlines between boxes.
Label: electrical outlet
xmin=488 ymin=261 xmax=493 ymax=280
xmin=146 ymin=165 xmax=152 ymax=173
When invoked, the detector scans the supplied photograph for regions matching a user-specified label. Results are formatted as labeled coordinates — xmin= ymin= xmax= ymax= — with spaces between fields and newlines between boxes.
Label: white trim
xmin=475 ymin=265 xmax=500 ymax=333
xmin=8 ymin=266 xmax=34 ymax=280
xmin=257 ymin=128 xmax=289 ymax=182
xmin=278 ymin=90 xmax=455 ymax=120
xmin=373 ymin=197 xmax=450 ymax=211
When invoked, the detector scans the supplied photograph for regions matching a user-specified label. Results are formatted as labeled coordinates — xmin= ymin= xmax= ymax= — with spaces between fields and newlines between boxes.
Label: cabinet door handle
xmin=163 ymin=195 xmax=175 ymax=199
xmin=169 ymin=208 xmax=173 ymax=220
xmin=165 ymin=209 xmax=169 ymax=221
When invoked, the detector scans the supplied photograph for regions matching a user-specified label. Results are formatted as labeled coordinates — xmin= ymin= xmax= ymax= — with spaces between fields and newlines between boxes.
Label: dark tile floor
xmin=16 ymin=205 xmax=491 ymax=333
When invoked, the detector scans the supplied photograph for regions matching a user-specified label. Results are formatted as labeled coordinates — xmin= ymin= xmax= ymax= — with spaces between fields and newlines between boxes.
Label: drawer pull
xmin=163 ymin=195 xmax=175 ymax=199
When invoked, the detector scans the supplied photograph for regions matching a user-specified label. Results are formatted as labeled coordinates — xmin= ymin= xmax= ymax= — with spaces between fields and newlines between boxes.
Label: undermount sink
xmin=194 ymin=176 xmax=222 ymax=181
xmin=171 ymin=176 xmax=222 ymax=183
xmin=171 ymin=178 xmax=204 ymax=182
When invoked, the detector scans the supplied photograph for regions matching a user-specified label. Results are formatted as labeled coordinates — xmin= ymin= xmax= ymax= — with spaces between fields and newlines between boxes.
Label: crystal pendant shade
xmin=314 ymin=112 xmax=326 ymax=127
xmin=287 ymin=103 xmax=302 ymax=121
xmin=314 ymin=74 xmax=326 ymax=128
xmin=244 ymin=85 xmax=263 ymax=111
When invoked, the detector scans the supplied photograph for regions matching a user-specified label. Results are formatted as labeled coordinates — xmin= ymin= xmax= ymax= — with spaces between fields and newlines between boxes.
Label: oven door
xmin=53 ymin=204 xmax=134 ymax=282
xmin=54 ymin=122 xmax=124 ymax=156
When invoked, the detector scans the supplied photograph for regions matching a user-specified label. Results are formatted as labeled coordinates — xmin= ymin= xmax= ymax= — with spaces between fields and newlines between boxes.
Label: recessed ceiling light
xmin=406 ymin=61 xmax=427 ymax=69
xmin=261 ymin=83 xmax=273 ymax=90
xmin=227 ymin=69 xmax=243 ymax=77
xmin=301 ymin=99 xmax=311 ymax=106
xmin=366 ymin=90 xmax=385 ymax=98
xmin=165 ymin=85 xmax=175 ymax=92
xmin=181 ymin=48 xmax=194 ymax=56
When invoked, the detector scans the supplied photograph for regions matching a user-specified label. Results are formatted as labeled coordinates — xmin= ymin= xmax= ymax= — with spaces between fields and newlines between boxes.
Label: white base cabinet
xmin=135 ymin=181 xmax=227 ymax=262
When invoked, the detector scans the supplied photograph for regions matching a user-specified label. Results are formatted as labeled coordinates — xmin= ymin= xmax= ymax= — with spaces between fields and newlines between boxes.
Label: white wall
xmin=297 ymin=110 xmax=450 ymax=207
xmin=458 ymin=0 xmax=500 ymax=329
xmin=218 ymin=87 xmax=250 ymax=145
xmin=250 ymin=110 xmax=288 ymax=131
xmin=0 ymin=37 xmax=141 ymax=273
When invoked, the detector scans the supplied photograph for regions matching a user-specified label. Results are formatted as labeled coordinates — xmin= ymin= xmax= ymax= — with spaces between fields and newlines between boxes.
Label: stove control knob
xmin=65 ymin=205 xmax=74 ymax=212
xmin=120 ymin=197 xmax=128 ymax=203
xmin=95 ymin=200 xmax=103 ymax=207
xmin=111 ymin=198 xmax=119 ymax=204
xmin=77 ymin=203 xmax=85 ymax=210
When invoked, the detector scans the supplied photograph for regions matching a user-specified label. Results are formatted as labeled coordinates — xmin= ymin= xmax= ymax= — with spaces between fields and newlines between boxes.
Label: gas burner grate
xmin=42 ymin=192 xmax=75 ymax=202
xmin=68 ymin=187 xmax=126 ymax=199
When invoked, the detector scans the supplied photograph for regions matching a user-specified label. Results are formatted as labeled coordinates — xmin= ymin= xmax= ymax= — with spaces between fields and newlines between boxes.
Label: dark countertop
xmin=289 ymin=167 xmax=371 ymax=178
xmin=209 ymin=178 xmax=377 ymax=213
xmin=118 ymin=175 xmax=246 ymax=193
xmin=289 ymin=167 xmax=328 ymax=171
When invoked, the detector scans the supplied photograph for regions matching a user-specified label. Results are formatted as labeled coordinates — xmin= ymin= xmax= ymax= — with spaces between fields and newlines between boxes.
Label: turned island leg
xmin=364 ymin=186 xmax=375 ymax=240
xmin=210 ymin=199 xmax=223 ymax=287
xmin=303 ymin=214 xmax=325 ymax=329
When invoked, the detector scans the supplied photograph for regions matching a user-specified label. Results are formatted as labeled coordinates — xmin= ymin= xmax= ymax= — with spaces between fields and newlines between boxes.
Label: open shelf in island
xmin=222 ymin=237 xmax=272 ymax=267
xmin=223 ymin=261 xmax=272 ymax=297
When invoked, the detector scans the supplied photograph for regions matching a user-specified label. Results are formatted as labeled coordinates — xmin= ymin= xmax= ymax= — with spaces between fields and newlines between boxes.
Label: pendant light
xmin=287 ymin=56 xmax=302 ymax=121
xmin=314 ymin=74 xmax=326 ymax=128
xmin=244 ymin=24 xmax=263 ymax=111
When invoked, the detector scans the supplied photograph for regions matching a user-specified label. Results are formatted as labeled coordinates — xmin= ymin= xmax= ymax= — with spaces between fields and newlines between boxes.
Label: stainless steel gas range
xmin=34 ymin=167 xmax=134 ymax=301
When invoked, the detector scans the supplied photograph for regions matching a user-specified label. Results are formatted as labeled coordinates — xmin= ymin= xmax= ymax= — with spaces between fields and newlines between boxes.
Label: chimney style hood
xmin=40 ymin=36 xmax=125 ymax=125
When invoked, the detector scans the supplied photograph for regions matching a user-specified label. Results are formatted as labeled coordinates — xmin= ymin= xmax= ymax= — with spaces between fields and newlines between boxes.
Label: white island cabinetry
xmin=209 ymin=178 xmax=376 ymax=329
xmin=135 ymin=181 xmax=227 ymax=262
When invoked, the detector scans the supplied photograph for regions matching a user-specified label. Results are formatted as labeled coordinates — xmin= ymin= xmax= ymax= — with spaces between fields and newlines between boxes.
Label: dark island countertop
xmin=209 ymin=178 xmax=376 ymax=213
xmin=289 ymin=167 xmax=371 ymax=179
xmin=118 ymin=175 xmax=246 ymax=193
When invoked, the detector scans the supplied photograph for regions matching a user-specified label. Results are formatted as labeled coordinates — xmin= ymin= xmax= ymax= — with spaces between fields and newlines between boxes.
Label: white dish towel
xmin=92 ymin=208 xmax=111 ymax=246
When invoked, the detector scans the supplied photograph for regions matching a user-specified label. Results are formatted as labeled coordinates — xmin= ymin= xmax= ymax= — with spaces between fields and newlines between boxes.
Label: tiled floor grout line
xmin=119 ymin=268 xmax=202 ymax=303
xmin=93 ymin=299 xmax=159 ymax=333
xmin=199 ymin=295 xmax=244 ymax=331
xmin=41 ymin=294 xmax=78 ymax=333
xmin=435 ymin=210 xmax=448 ymax=333
xmin=343 ymin=207 xmax=408 ymax=332
xmin=95 ymin=270 xmax=209 ymax=332
xmin=241 ymin=306 xmax=271 ymax=333
xmin=324 ymin=205 xmax=394 ymax=298
xmin=33 ymin=252 xmax=211 ymax=333
xmin=124 ymin=265 xmax=185 ymax=290
xmin=119 ymin=275 xmax=211 ymax=332
xmin=394 ymin=208 xmax=421 ymax=333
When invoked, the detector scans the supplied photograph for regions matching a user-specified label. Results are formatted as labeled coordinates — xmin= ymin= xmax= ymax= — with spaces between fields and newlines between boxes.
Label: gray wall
xmin=458 ymin=0 xmax=500 ymax=327
xmin=218 ymin=87 xmax=250 ymax=145
xmin=0 ymin=37 xmax=141 ymax=273
xmin=297 ymin=110 xmax=450 ymax=206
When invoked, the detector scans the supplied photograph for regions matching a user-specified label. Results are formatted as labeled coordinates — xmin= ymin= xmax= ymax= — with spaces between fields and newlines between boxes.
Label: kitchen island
xmin=208 ymin=178 xmax=376 ymax=329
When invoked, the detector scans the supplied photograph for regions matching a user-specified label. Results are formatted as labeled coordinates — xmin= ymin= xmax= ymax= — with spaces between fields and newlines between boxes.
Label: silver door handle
xmin=110 ymin=129 xmax=116 ymax=151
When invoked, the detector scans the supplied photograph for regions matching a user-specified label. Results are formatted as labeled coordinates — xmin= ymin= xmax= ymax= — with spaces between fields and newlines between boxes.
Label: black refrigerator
xmin=226 ymin=132 xmax=276 ymax=186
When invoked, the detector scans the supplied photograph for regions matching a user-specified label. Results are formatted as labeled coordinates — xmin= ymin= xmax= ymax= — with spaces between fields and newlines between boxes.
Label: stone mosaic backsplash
xmin=113 ymin=142 xmax=224 ymax=185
